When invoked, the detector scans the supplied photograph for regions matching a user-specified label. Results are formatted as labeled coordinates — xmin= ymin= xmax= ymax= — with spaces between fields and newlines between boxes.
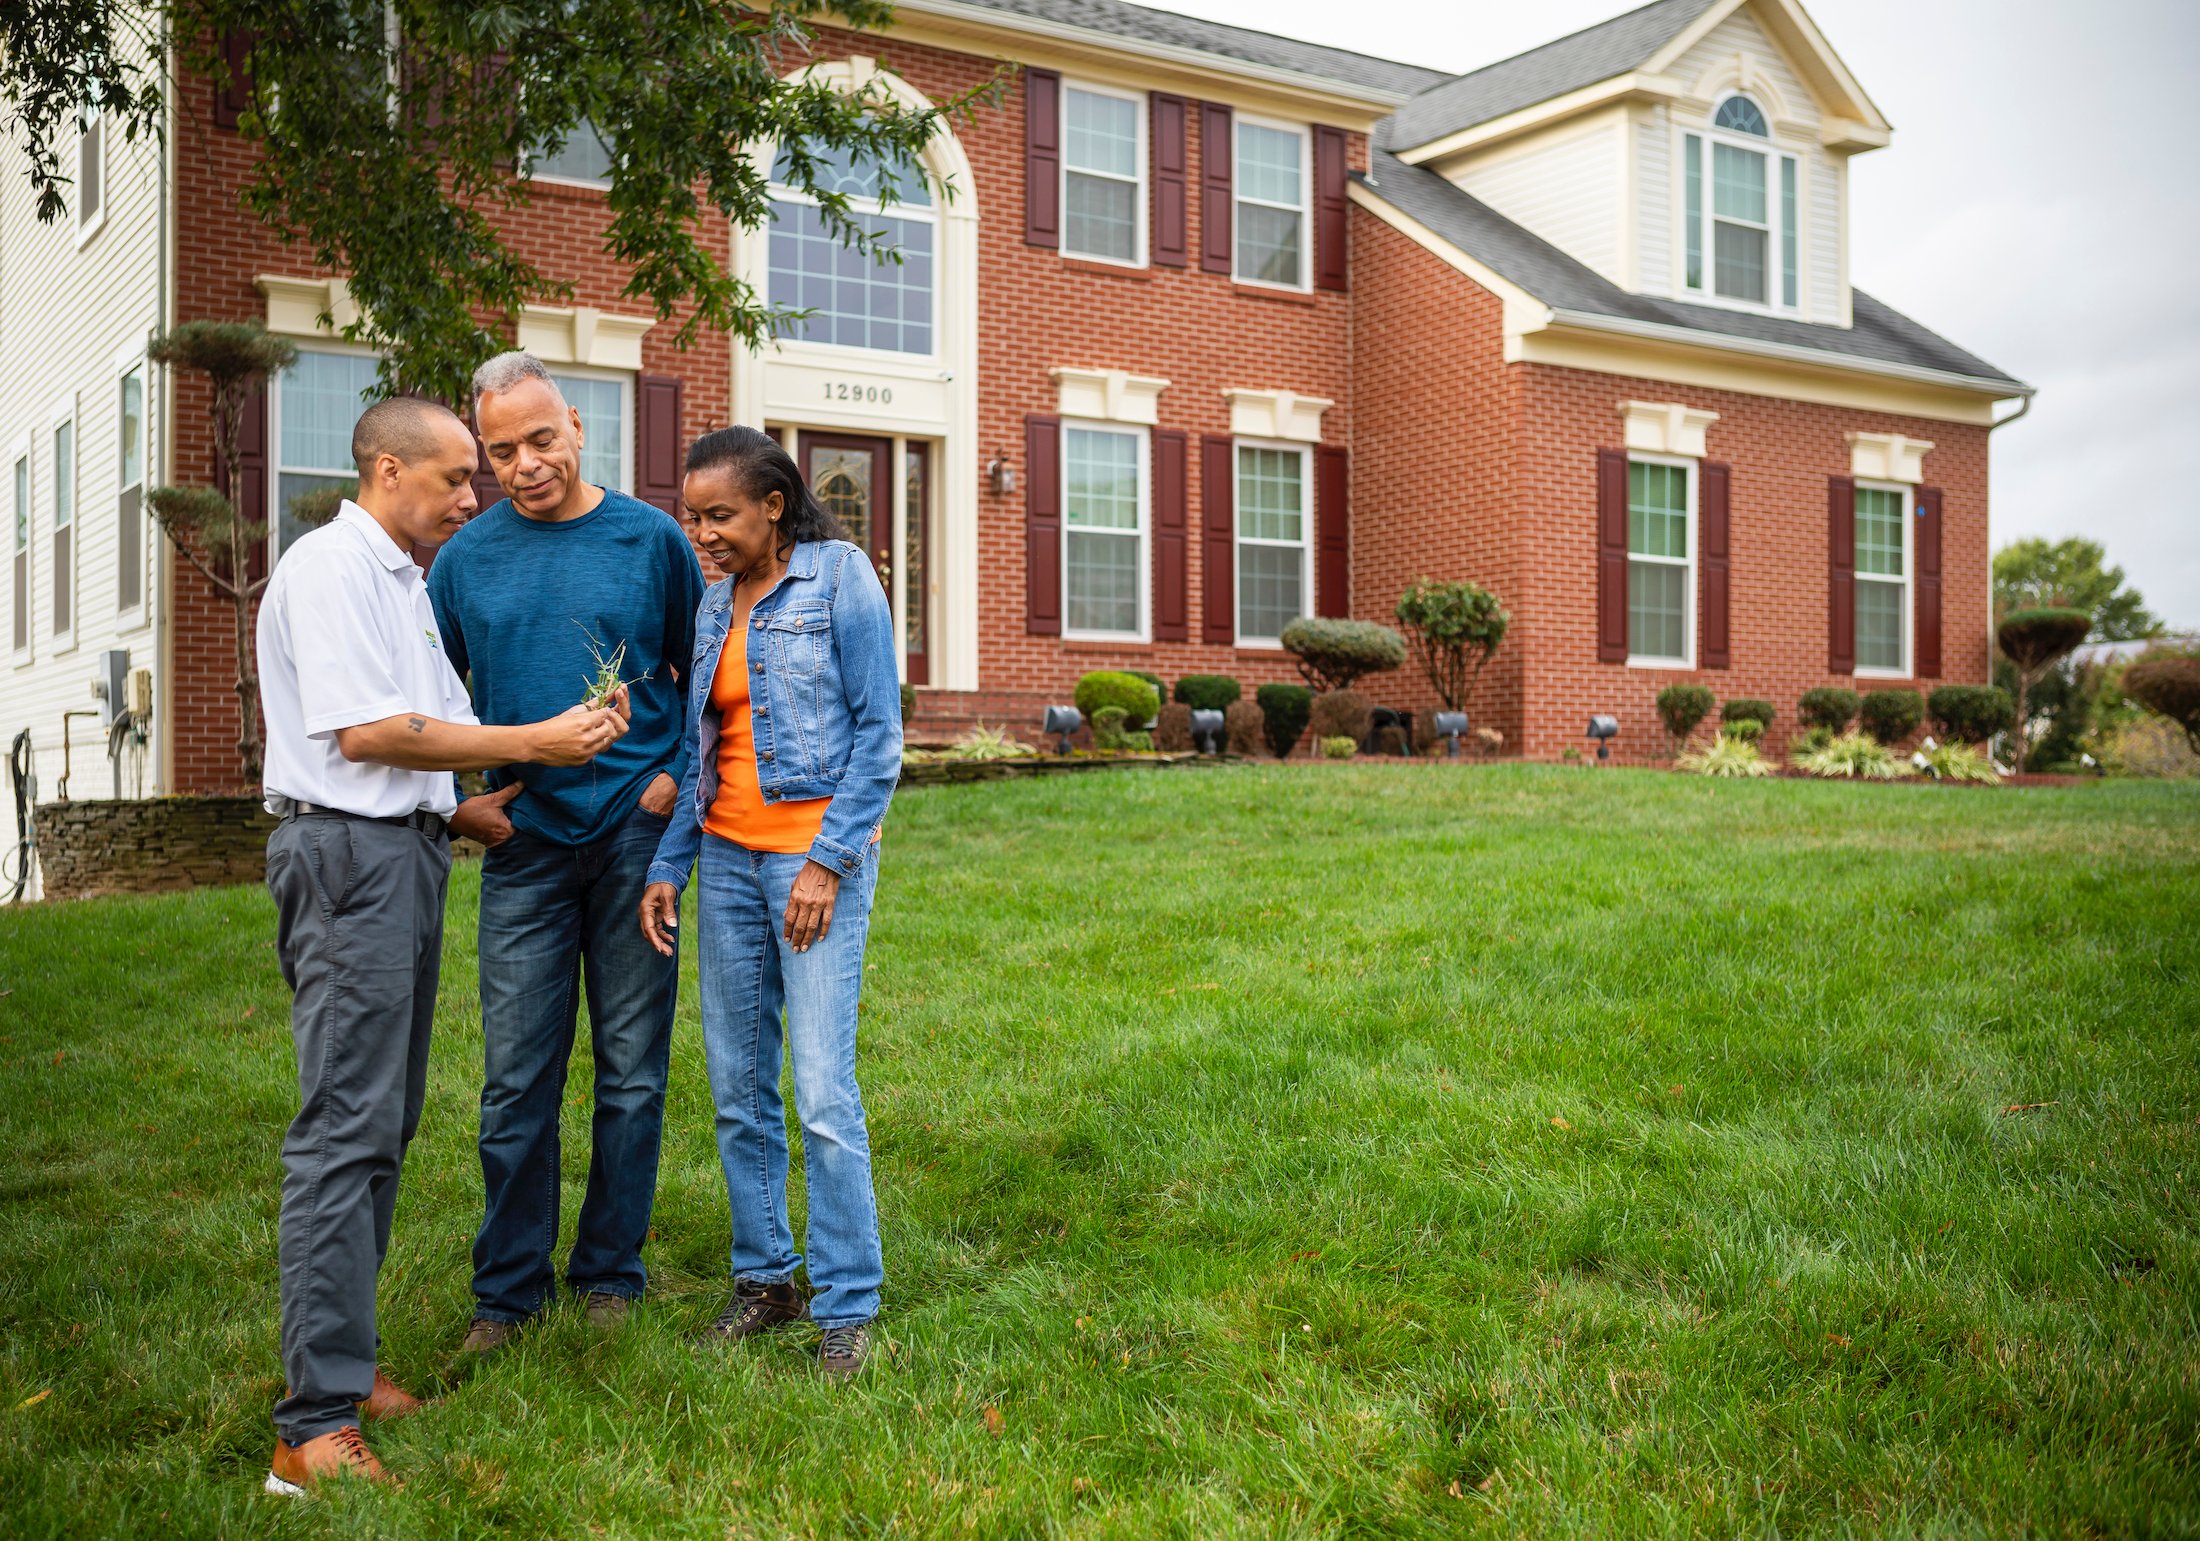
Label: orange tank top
xmin=704 ymin=620 xmax=831 ymax=853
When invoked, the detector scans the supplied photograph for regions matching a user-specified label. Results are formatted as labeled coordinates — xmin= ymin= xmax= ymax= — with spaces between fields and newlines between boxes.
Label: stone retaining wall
xmin=35 ymin=797 xmax=276 ymax=901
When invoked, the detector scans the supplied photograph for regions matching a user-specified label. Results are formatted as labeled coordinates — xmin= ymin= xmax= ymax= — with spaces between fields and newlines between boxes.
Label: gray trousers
xmin=266 ymin=813 xmax=450 ymax=1444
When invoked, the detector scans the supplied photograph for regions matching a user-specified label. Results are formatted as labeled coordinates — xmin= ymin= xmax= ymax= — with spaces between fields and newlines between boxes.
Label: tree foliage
xmin=1993 ymin=537 xmax=2160 ymax=642
xmin=5 ymin=0 xmax=996 ymax=402
xmin=1391 ymin=579 xmax=1507 ymax=712
xmin=1279 ymin=617 xmax=1405 ymax=694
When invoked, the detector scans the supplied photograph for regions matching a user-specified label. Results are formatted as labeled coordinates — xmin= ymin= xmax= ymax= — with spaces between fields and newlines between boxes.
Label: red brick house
xmin=0 ymin=0 xmax=2028 ymax=797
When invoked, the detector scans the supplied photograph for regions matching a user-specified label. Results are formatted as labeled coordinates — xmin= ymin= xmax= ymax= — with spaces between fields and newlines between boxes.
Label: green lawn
xmin=2 ymin=765 xmax=2196 ymax=1538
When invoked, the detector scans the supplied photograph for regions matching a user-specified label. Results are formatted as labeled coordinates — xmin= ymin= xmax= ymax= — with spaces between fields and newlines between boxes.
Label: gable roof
xmin=1356 ymin=149 xmax=2026 ymax=392
xmin=1380 ymin=0 xmax=1719 ymax=152
xmin=901 ymin=0 xmax=1453 ymax=101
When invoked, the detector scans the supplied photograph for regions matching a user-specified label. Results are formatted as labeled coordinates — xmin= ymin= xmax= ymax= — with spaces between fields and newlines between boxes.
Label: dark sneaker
xmin=583 ymin=1292 xmax=632 ymax=1331
xmin=699 ymin=1278 xmax=807 ymax=1344
xmin=459 ymin=1317 xmax=522 ymax=1357
xmin=817 ymin=1322 xmax=871 ymax=1380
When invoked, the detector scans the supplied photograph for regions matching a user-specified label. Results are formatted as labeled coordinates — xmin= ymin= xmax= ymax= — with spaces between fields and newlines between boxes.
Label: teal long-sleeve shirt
xmin=427 ymin=490 xmax=704 ymax=846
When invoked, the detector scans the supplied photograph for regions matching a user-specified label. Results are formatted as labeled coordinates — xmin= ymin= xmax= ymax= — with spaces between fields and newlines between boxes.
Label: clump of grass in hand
xmin=577 ymin=622 xmax=651 ymax=709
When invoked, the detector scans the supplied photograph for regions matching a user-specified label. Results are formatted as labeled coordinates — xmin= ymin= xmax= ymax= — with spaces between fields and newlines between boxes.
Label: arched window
xmin=767 ymin=143 xmax=936 ymax=355
xmin=1713 ymin=95 xmax=1768 ymax=136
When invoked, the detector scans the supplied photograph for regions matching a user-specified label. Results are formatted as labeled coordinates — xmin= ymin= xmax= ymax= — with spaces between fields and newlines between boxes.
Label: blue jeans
xmin=697 ymin=833 xmax=884 ymax=1327
xmin=471 ymin=803 xmax=678 ymax=1322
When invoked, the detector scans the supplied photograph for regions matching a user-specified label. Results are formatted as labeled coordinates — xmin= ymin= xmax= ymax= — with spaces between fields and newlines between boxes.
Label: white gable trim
xmin=1646 ymin=0 xmax=1890 ymax=144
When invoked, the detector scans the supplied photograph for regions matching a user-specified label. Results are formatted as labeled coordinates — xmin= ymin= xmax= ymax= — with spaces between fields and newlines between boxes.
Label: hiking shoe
xmin=698 ymin=1278 xmax=807 ymax=1344
xmin=817 ymin=1322 xmax=871 ymax=1380
xmin=583 ymin=1292 xmax=632 ymax=1331
xmin=357 ymin=1369 xmax=425 ymax=1421
xmin=265 ymin=1424 xmax=395 ymax=1496
xmin=459 ymin=1317 xmax=522 ymax=1357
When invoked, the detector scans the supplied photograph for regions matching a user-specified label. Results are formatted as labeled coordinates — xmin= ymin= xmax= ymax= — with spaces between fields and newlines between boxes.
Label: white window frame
xmin=1232 ymin=113 xmax=1311 ymax=293
xmin=1852 ymin=478 xmax=1913 ymax=680
xmin=114 ymin=347 xmax=150 ymax=630
xmin=1059 ymin=80 xmax=1147 ymax=268
xmin=1678 ymin=95 xmax=1801 ymax=316
xmin=268 ymin=342 xmax=379 ymax=564
xmin=764 ymin=148 xmax=941 ymax=365
xmin=547 ymin=364 xmax=635 ymax=494
xmin=1233 ymin=436 xmax=1311 ymax=647
xmin=1059 ymin=419 xmax=1148 ymax=643
xmin=10 ymin=433 xmax=33 ymax=666
xmin=75 ymin=101 xmax=105 ymax=246
xmin=1624 ymin=452 xmax=1696 ymax=670
xmin=50 ymin=397 xmax=78 ymax=654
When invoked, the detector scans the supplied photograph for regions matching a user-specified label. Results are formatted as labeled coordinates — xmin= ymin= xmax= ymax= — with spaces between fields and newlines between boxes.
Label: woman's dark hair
xmin=684 ymin=425 xmax=844 ymax=552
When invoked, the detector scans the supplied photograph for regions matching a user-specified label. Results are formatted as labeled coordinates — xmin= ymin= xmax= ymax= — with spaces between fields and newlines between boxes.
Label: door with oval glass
xmin=802 ymin=431 xmax=929 ymax=685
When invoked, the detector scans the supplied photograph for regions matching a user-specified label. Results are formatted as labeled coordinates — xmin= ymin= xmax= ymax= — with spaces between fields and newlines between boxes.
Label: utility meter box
xmin=96 ymin=649 xmax=131 ymax=727
xmin=127 ymin=667 xmax=154 ymax=720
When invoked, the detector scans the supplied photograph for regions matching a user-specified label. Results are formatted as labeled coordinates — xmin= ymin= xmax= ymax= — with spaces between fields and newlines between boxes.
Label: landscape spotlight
xmin=1586 ymin=714 xmax=1619 ymax=761
xmin=1188 ymin=708 xmax=1225 ymax=755
xmin=1432 ymin=710 xmax=1468 ymax=758
xmin=1042 ymin=704 xmax=1082 ymax=755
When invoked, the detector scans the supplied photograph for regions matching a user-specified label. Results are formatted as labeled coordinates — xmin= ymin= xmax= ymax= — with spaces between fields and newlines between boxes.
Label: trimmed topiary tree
xmin=1073 ymin=670 xmax=1160 ymax=728
xmin=1926 ymin=684 xmax=2015 ymax=747
xmin=1798 ymin=687 xmax=1860 ymax=734
xmin=1655 ymin=684 xmax=1715 ymax=752
xmin=1173 ymin=674 xmax=1241 ymax=711
xmin=1255 ymin=682 xmax=1314 ymax=758
xmin=1859 ymin=688 xmax=1924 ymax=745
xmin=2122 ymin=652 xmax=2200 ymax=754
xmin=1393 ymin=577 xmax=1509 ymax=713
xmin=1279 ymin=617 xmax=1406 ymax=693
xmin=1722 ymin=698 xmax=1775 ymax=732
xmin=1997 ymin=606 xmax=2092 ymax=765
xmin=1307 ymin=688 xmax=1372 ymax=746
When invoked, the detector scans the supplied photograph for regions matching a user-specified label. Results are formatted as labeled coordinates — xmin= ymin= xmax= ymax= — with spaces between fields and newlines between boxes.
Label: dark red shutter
xmin=1915 ymin=484 xmax=1943 ymax=678
xmin=1316 ymin=444 xmax=1349 ymax=616
xmin=214 ymin=31 xmax=255 ymax=130
xmin=1024 ymin=68 xmax=1061 ymax=249
xmin=1595 ymin=448 xmax=1628 ymax=663
xmin=1024 ymin=416 xmax=1062 ymax=634
xmin=1827 ymin=475 xmax=1856 ymax=673
xmin=1201 ymin=435 xmax=1234 ymax=643
xmin=1151 ymin=93 xmax=1188 ymax=268
xmin=635 ymin=374 xmax=684 ymax=515
xmin=222 ymin=387 xmax=269 ymax=586
xmin=1199 ymin=103 xmax=1232 ymax=275
xmin=1699 ymin=460 xmax=1730 ymax=669
xmin=1153 ymin=428 xmax=1188 ymax=640
xmin=1314 ymin=125 xmax=1348 ymax=292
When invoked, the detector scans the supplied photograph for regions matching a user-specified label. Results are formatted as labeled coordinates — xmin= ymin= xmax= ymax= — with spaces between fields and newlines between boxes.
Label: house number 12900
xmin=823 ymin=382 xmax=893 ymax=405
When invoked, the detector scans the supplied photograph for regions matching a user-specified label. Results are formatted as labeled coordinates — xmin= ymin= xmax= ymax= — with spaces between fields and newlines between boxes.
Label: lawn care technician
xmin=256 ymin=396 xmax=628 ymax=1496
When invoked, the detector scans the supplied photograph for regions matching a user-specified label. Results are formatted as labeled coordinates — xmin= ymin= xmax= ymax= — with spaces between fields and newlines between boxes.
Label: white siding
xmin=1668 ymin=9 xmax=1821 ymax=135
xmin=1446 ymin=111 xmax=1628 ymax=285
xmin=0 ymin=45 xmax=167 ymax=849
xmin=1809 ymin=148 xmax=1844 ymax=324
xmin=1634 ymin=104 xmax=1672 ymax=297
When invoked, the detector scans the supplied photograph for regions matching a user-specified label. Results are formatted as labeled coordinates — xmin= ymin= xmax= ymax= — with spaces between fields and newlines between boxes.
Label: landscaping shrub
xmin=2089 ymin=714 xmax=2200 ymax=779
xmin=1793 ymin=724 xmax=1834 ymax=756
xmin=1917 ymin=741 xmax=2001 ymax=784
xmin=1173 ymin=674 xmax=1242 ymax=710
xmin=1128 ymin=671 xmax=1166 ymax=705
xmin=1255 ymin=683 xmax=1314 ymax=758
xmin=1074 ymin=671 xmax=1160 ymax=728
xmin=1798 ymin=687 xmax=1860 ymax=733
xmin=1307 ymin=689 xmax=1373 ymax=746
xmin=1279 ymin=618 xmax=1406 ymax=692
xmin=1927 ymin=684 xmax=2015 ymax=746
xmin=1376 ymin=725 xmax=1409 ymax=757
xmin=1475 ymin=727 xmax=1505 ymax=757
xmin=1724 ymin=718 xmax=1764 ymax=743
xmin=1795 ymin=731 xmax=1910 ymax=780
xmin=1089 ymin=706 xmax=1151 ymax=752
xmin=1222 ymin=700 xmax=1265 ymax=757
xmin=899 ymin=682 xmax=916 ymax=720
xmin=1319 ymin=736 xmax=1357 ymax=760
xmin=947 ymin=725 xmax=1033 ymax=761
xmin=1153 ymin=702 xmax=1194 ymax=753
xmin=1393 ymin=578 xmax=1509 ymax=711
xmin=1679 ymin=734 xmax=1772 ymax=777
xmin=1722 ymin=698 xmax=1775 ymax=732
xmin=1655 ymin=684 xmax=1715 ymax=747
xmin=1859 ymin=688 xmax=1924 ymax=744
xmin=2123 ymin=652 xmax=2200 ymax=753
xmin=1998 ymin=606 xmax=2094 ymax=761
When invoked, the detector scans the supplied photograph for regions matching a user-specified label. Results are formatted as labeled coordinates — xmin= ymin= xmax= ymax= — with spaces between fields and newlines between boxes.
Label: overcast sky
xmin=1149 ymin=0 xmax=2200 ymax=628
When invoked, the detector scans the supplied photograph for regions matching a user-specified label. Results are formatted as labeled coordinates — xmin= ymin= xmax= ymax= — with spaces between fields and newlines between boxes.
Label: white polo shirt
xmin=257 ymin=500 xmax=477 ymax=818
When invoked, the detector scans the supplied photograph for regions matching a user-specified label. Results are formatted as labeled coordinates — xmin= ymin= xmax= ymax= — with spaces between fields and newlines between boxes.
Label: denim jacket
xmin=645 ymin=539 xmax=902 ymax=892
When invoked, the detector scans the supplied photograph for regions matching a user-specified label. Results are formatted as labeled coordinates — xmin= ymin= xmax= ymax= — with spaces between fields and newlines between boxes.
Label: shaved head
xmin=352 ymin=397 xmax=466 ymax=477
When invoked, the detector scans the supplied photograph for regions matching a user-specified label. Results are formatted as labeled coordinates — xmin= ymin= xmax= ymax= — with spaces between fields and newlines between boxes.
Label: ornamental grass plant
xmin=1795 ymin=729 xmax=1913 ymax=780
xmin=1678 ymin=732 xmax=1772 ymax=777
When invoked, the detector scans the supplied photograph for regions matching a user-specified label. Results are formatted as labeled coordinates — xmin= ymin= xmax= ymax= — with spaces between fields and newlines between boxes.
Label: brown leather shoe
xmin=459 ymin=1317 xmax=522 ymax=1357
xmin=357 ymin=1369 xmax=425 ymax=1421
xmin=698 ymin=1278 xmax=807 ymax=1343
xmin=264 ymin=1425 xmax=394 ymax=1496
xmin=583 ymin=1292 xmax=632 ymax=1330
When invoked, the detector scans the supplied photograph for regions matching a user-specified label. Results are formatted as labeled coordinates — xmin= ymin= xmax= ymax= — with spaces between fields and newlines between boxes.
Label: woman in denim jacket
xmin=639 ymin=426 xmax=901 ymax=1378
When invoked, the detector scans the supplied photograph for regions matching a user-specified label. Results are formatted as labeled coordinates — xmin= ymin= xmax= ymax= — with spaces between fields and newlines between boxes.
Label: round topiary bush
xmin=1655 ymin=683 xmax=1715 ymax=745
xmin=2123 ymin=652 xmax=2200 ymax=753
xmin=1307 ymin=688 xmax=1373 ymax=745
xmin=1722 ymin=698 xmax=1775 ymax=731
xmin=1173 ymin=674 xmax=1241 ymax=711
xmin=1926 ymin=684 xmax=2015 ymax=745
xmin=1223 ymin=699 xmax=1265 ymax=757
xmin=1128 ymin=670 xmax=1166 ymax=703
xmin=1319 ymin=736 xmax=1357 ymax=760
xmin=1859 ymin=688 xmax=1924 ymax=745
xmin=1278 ymin=618 xmax=1406 ymax=692
xmin=1073 ymin=670 xmax=1160 ymax=728
xmin=1798 ymin=687 xmax=1860 ymax=733
xmin=1255 ymin=682 xmax=1314 ymax=758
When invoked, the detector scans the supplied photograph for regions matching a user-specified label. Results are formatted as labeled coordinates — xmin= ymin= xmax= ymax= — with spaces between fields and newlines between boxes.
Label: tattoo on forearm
xmin=407 ymin=716 xmax=426 ymax=733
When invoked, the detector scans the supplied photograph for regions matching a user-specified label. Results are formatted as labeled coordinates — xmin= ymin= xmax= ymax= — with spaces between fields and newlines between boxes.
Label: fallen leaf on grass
xmin=50 ymin=1050 xmax=64 ymax=1067
xmin=982 ymin=1404 xmax=1004 ymax=1437
xmin=2001 ymin=1101 xmax=2058 ymax=1116
xmin=16 ymin=1388 xmax=50 ymax=1410
xmin=242 ymin=1007 xmax=257 ymax=1020
xmin=1549 ymin=1116 xmax=1572 ymax=1131
xmin=1287 ymin=1250 xmax=1322 ymax=1263
xmin=1826 ymin=1333 xmax=1851 ymax=1347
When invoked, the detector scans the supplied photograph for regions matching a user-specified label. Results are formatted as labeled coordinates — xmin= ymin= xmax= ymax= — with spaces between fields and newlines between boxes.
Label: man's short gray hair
xmin=471 ymin=350 xmax=560 ymax=414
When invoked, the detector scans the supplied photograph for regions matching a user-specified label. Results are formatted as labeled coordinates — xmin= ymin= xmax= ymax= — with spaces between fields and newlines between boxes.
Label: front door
xmin=801 ymin=431 xmax=930 ymax=685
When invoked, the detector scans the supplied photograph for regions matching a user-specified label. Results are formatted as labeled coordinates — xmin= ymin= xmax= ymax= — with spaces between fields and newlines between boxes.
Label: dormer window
xmin=1683 ymin=94 xmax=1799 ymax=312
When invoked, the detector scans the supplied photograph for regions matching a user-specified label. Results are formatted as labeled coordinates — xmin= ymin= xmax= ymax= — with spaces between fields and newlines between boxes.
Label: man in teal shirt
xmin=434 ymin=352 xmax=704 ymax=1351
